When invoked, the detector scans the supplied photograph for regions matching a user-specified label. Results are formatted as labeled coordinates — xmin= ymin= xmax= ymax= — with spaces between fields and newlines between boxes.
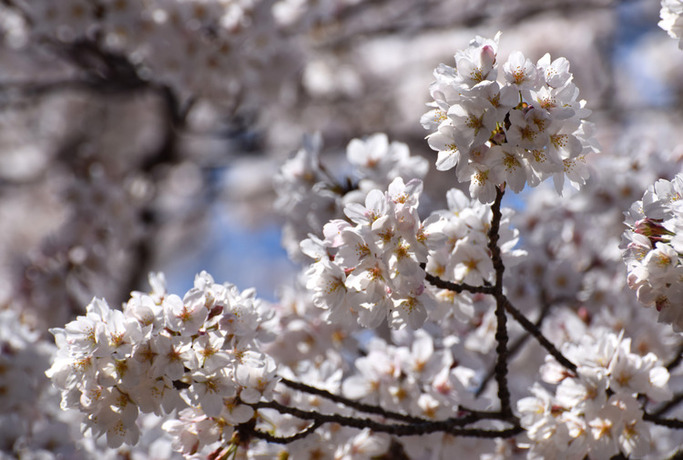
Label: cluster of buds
xmin=622 ymin=174 xmax=683 ymax=331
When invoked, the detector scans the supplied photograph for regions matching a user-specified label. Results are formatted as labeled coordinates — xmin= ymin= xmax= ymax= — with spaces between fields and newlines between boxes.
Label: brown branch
xmin=280 ymin=378 xmax=425 ymax=424
xmin=279 ymin=377 xmax=507 ymax=425
xmin=650 ymin=393 xmax=683 ymax=418
xmin=501 ymin=296 xmax=577 ymax=374
xmin=242 ymin=420 xmax=324 ymax=444
xmin=475 ymin=290 xmax=554 ymax=397
xmin=250 ymin=399 xmax=522 ymax=438
xmin=642 ymin=412 xmax=683 ymax=429
xmin=422 ymin=268 xmax=495 ymax=295
xmin=486 ymin=186 xmax=513 ymax=417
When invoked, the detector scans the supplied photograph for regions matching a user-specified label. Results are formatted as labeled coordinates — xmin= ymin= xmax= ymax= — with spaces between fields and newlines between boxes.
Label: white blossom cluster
xmin=46 ymin=272 xmax=278 ymax=455
xmin=660 ymin=0 xmax=683 ymax=49
xmin=264 ymin=285 xmax=513 ymax=459
xmin=518 ymin=330 xmax=672 ymax=459
xmin=302 ymin=177 xmax=443 ymax=330
xmin=275 ymin=133 xmax=428 ymax=260
xmin=422 ymin=33 xmax=598 ymax=203
xmin=622 ymin=174 xmax=683 ymax=332
xmin=426 ymin=188 xmax=524 ymax=290
xmin=505 ymin=126 xmax=683 ymax=370
xmin=343 ymin=330 xmax=478 ymax=417
xmin=302 ymin=176 xmax=523 ymax=330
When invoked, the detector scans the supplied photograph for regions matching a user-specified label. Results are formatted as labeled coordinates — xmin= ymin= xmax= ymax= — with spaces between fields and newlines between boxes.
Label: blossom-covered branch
xmin=37 ymin=22 xmax=683 ymax=460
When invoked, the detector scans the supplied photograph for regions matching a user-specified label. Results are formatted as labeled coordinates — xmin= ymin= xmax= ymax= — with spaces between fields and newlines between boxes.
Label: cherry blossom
xmin=46 ymin=271 xmax=279 ymax=452
xmin=518 ymin=329 xmax=672 ymax=459
xmin=622 ymin=174 xmax=683 ymax=331
xmin=7 ymin=10 xmax=681 ymax=459
xmin=660 ymin=0 xmax=683 ymax=48
xmin=423 ymin=33 xmax=599 ymax=202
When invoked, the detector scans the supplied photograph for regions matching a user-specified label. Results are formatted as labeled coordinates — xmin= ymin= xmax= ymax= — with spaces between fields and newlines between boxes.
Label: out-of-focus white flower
xmin=334 ymin=428 xmax=390 ymax=460
xmin=660 ymin=0 xmax=683 ymax=48
xmin=276 ymin=132 xmax=429 ymax=262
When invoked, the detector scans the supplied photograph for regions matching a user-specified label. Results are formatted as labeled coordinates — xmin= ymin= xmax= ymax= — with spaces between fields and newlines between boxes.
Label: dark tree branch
xmin=642 ymin=412 xmax=683 ymax=429
xmin=486 ymin=187 xmax=506 ymax=289
xmin=476 ymin=289 xmax=554 ymax=397
xmin=242 ymin=420 xmax=324 ymax=445
xmin=280 ymin=378 xmax=425 ymax=424
xmin=501 ymin=296 xmax=577 ymax=374
xmin=422 ymin=268 xmax=495 ymax=295
xmin=48 ymin=38 xmax=144 ymax=88
xmin=250 ymin=399 xmax=522 ymax=438
xmin=651 ymin=393 xmax=683 ymax=418
xmin=487 ymin=187 xmax=513 ymax=417
xmin=279 ymin=377 xmax=508 ymax=424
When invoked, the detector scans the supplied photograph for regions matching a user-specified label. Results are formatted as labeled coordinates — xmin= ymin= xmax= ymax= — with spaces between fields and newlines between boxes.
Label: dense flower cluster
xmin=343 ymin=330 xmax=478 ymax=416
xmin=46 ymin=272 xmax=278 ymax=453
xmin=275 ymin=133 xmax=429 ymax=261
xmin=422 ymin=34 xmax=598 ymax=202
xmin=622 ymin=174 xmax=683 ymax=331
xmin=301 ymin=177 xmax=523 ymax=330
xmin=660 ymin=0 xmax=683 ymax=48
xmin=518 ymin=329 xmax=671 ymax=459
xmin=426 ymin=187 xmax=524 ymax=288
xmin=302 ymin=177 xmax=443 ymax=329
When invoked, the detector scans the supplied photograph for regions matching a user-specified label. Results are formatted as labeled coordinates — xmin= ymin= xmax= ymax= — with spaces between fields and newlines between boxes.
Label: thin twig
xmin=280 ymin=378 xmax=425 ymax=424
xmin=244 ymin=420 xmax=324 ymax=444
xmin=651 ymin=393 xmax=683 ymax=418
xmin=422 ymin=267 xmax=495 ymax=295
xmin=501 ymin=296 xmax=577 ymax=374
